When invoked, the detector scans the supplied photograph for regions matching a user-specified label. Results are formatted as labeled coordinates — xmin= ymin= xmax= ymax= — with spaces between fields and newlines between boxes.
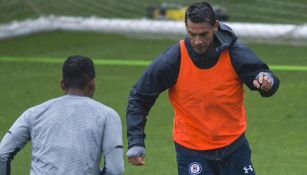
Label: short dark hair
xmin=185 ymin=1 xmax=217 ymax=27
xmin=62 ymin=55 xmax=95 ymax=89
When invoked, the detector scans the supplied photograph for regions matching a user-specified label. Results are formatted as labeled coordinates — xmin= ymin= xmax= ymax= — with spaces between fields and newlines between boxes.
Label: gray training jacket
xmin=0 ymin=95 xmax=124 ymax=175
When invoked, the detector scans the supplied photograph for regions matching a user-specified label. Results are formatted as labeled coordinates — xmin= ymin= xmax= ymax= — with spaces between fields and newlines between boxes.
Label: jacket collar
xmin=215 ymin=22 xmax=238 ymax=53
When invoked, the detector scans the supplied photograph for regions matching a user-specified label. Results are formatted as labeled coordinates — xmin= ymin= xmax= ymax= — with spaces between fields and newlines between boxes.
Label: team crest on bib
xmin=189 ymin=162 xmax=202 ymax=175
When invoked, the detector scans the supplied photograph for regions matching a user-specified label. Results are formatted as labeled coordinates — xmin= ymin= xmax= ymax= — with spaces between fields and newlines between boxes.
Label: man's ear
xmin=60 ymin=80 xmax=66 ymax=91
xmin=87 ymin=79 xmax=96 ymax=97
xmin=214 ymin=20 xmax=219 ymax=32
xmin=88 ymin=79 xmax=96 ymax=91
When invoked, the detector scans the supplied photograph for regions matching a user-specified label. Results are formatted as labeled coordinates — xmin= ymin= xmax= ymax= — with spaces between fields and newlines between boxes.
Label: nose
xmin=194 ymin=37 xmax=202 ymax=45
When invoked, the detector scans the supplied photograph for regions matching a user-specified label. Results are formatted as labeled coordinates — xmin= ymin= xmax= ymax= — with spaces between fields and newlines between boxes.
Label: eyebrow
xmin=188 ymin=30 xmax=209 ymax=35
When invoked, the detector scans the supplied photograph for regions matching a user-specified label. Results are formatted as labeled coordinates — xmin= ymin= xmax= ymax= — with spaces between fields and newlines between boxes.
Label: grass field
xmin=0 ymin=31 xmax=307 ymax=174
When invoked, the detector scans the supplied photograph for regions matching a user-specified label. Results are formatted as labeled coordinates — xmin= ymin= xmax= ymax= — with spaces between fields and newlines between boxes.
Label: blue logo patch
xmin=189 ymin=162 xmax=202 ymax=175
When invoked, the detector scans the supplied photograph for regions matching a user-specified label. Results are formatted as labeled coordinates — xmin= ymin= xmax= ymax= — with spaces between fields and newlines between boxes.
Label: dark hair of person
xmin=185 ymin=1 xmax=217 ymax=27
xmin=62 ymin=55 xmax=95 ymax=89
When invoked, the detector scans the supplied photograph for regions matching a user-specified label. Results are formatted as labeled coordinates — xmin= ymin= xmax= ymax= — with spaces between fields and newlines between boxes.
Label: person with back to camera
xmin=125 ymin=1 xmax=279 ymax=175
xmin=0 ymin=55 xmax=124 ymax=175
